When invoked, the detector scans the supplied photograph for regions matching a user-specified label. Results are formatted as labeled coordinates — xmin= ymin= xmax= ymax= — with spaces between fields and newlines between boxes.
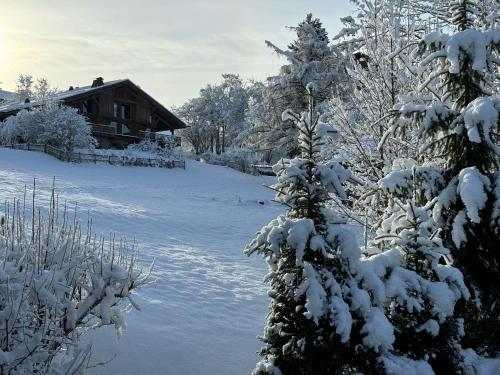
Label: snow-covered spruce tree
xmin=368 ymin=198 xmax=470 ymax=373
xmin=246 ymin=86 xmax=388 ymax=375
xmin=380 ymin=0 xmax=500 ymax=366
xmin=262 ymin=14 xmax=346 ymax=158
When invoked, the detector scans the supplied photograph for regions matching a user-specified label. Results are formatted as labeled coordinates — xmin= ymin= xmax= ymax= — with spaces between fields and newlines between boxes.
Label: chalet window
xmin=81 ymin=99 xmax=93 ymax=114
xmin=122 ymin=123 xmax=130 ymax=135
xmin=113 ymin=102 xmax=131 ymax=119
xmin=123 ymin=104 xmax=131 ymax=119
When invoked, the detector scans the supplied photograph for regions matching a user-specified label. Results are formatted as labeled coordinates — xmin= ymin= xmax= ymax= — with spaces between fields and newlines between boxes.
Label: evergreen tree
xmin=369 ymin=198 xmax=470 ymax=373
xmin=379 ymin=0 xmax=500 ymax=369
xmin=262 ymin=14 xmax=346 ymax=158
xmin=245 ymin=85 xmax=386 ymax=374
xmin=246 ymin=84 xmax=470 ymax=374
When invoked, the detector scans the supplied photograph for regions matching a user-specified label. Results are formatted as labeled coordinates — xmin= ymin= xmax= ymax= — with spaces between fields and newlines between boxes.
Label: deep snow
xmin=0 ymin=148 xmax=282 ymax=374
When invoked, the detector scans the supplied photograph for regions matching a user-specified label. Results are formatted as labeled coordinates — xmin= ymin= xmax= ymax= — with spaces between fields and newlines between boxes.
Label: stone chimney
xmin=91 ymin=77 xmax=104 ymax=88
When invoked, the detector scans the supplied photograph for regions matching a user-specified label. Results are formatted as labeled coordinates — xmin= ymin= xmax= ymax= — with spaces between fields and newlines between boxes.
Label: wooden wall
xmin=66 ymin=85 xmax=159 ymax=137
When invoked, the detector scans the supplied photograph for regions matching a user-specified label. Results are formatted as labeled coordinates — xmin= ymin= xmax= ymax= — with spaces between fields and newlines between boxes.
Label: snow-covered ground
xmin=0 ymin=148 xmax=282 ymax=374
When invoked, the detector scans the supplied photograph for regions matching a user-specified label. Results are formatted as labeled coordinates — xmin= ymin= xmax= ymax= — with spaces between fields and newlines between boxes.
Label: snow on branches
xmin=0 ymin=187 xmax=151 ymax=373
xmin=245 ymin=90 xmax=389 ymax=374
xmin=0 ymin=102 xmax=96 ymax=152
xmin=244 ymin=85 xmax=471 ymax=374
xmin=374 ymin=4 xmax=500 ymax=368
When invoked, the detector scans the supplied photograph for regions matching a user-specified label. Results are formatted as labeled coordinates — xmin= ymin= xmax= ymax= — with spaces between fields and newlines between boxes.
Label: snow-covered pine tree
xmin=245 ymin=85 xmax=391 ymax=375
xmin=379 ymin=0 xmax=500 ymax=368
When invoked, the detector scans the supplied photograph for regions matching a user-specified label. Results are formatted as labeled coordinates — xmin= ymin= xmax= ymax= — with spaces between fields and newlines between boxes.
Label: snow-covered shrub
xmin=37 ymin=103 xmax=96 ymax=152
xmin=0 ymin=188 xmax=151 ymax=373
xmin=127 ymin=138 xmax=183 ymax=161
xmin=0 ymin=102 xmax=96 ymax=152
xmin=0 ymin=108 xmax=44 ymax=145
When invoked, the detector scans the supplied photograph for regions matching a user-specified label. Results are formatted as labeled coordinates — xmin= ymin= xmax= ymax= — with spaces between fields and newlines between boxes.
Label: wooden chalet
xmin=0 ymin=78 xmax=186 ymax=149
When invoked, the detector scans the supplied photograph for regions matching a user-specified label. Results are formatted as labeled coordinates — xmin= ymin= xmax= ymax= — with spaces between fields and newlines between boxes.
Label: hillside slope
xmin=0 ymin=148 xmax=282 ymax=374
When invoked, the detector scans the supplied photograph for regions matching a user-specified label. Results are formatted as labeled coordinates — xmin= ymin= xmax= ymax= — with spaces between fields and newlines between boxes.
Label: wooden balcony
xmin=92 ymin=123 xmax=116 ymax=136
xmin=91 ymin=123 xmax=181 ymax=147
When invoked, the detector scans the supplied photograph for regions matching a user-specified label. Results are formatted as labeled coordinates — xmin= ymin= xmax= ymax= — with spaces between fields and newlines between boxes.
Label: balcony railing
xmin=91 ymin=123 xmax=116 ymax=136
xmin=90 ymin=123 xmax=181 ymax=147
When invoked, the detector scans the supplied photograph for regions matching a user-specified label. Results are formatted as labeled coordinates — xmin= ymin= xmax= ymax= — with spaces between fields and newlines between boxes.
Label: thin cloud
xmin=0 ymin=1 xmax=354 ymax=105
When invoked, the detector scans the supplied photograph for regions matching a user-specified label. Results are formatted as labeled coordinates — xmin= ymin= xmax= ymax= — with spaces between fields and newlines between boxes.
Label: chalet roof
xmin=0 ymin=80 xmax=127 ymax=113
xmin=0 ymin=79 xmax=186 ymax=130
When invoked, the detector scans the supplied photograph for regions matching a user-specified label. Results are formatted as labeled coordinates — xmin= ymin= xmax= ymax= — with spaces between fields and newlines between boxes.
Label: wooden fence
xmin=2 ymin=143 xmax=186 ymax=169
xmin=207 ymin=159 xmax=274 ymax=176
xmin=251 ymin=164 xmax=275 ymax=176
xmin=90 ymin=123 xmax=182 ymax=147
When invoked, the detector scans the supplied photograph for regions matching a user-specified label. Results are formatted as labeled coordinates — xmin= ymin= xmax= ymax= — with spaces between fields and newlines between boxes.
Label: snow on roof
xmin=156 ymin=130 xmax=172 ymax=135
xmin=0 ymin=78 xmax=187 ymax=129
xmin=0 ymin=79 xmax=127 ymax=113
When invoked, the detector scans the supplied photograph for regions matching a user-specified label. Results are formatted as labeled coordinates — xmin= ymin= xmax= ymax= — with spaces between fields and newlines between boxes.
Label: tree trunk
xmin=215 ymin=127 xmax=221 ymax=154
xmin=221 ymin=125 xmax=226 ymax=154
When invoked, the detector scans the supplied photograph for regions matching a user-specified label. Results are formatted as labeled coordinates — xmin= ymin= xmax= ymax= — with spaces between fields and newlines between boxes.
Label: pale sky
xmin=0 ymin=0 xmax=354 ymax=107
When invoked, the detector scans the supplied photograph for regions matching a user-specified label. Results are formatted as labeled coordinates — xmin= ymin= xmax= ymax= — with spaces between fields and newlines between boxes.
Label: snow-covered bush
xmin=0 ymin=102 xmax=96 ymax=152
xmin=0 ymin=108 xmax=44 ymax=145
xmin=37 ymin=103 xmax=96 ymax=152
xmin=0 ymin=188 xmax=151 ymax=373
xmin=127 ymin=138 xmax=183 ymax=161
